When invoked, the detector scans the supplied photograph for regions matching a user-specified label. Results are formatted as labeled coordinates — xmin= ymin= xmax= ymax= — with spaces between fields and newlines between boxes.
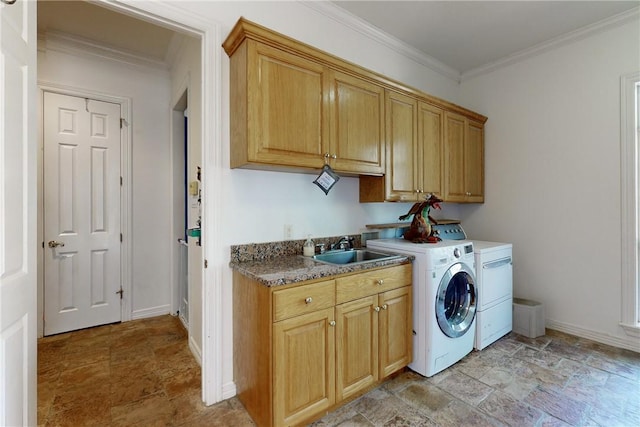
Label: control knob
xmin=453 ymin=248 xmax=461 ymax=258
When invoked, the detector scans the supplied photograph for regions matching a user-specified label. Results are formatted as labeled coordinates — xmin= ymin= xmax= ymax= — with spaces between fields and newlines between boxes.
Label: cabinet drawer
xmin=273 ymin=280 xmax=336 ymax=322
xmin=336 ymin=264 xmax=411 ymax=304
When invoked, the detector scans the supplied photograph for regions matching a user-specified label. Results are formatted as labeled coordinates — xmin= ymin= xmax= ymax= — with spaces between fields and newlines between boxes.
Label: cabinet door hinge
xmin=204 ymin=259 xmax=208 ymax=269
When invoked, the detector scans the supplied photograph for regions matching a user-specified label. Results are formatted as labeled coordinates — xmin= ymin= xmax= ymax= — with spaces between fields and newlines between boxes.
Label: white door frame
xmin=38 ymin=84 xmax=133 ymax=337
xmin=96 ymin=1 xmax=226 ymax=405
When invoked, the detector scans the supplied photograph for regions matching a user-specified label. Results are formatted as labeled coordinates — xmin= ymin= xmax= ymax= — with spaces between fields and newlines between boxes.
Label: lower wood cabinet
xmin=233 ymin=264 xmax=412 ymax=427
xmin=336 ymin=285 xmax=412 ymax=402
xmin=274 ymin=307 xmax=335 ymax=427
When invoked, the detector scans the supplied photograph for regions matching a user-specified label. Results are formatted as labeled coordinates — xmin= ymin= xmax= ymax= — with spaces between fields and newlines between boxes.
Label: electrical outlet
xmin=284 ymin=224 xmax=293 ymax=239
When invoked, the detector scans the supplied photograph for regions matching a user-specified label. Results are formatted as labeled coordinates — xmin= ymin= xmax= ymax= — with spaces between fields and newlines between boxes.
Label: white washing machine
xmin=366 ymin=238 xmax=477 ymax=377
xmin=432 ymin=223 xmax=513 ymax=350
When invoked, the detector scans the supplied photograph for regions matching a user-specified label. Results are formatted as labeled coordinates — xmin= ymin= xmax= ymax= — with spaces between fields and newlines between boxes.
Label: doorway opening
xmin=36 ymin=0 xmax=224 ymax=406
xmin=172 ymin=90 xmax=189 ymax=329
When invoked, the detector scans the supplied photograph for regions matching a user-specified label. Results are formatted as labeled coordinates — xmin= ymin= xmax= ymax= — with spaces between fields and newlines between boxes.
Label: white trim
xmin=131 ymin=304 xmax=171 ymax=320
xmin=201 ymin=20 xmax=227 ymax=408
xmin=620 ymin=71 xmax=640 ymax=336
xmin=222 ymin=380 xmax=237 ymax=400
xmin=37 ymin=82 xmax=133 ymax=333
xmin=103 ymin=0 xmax=226 ymax=406
xmin=463 ymin=7 xmax=640 ymax=81
xmin=546 ymin=319 xmax=640 ymax=353
xmin=301 ymin=0 xmax=461 ymax=83
xmin=189 ymin=335 xmax=202 ymax=366
xmin=38 ymin=30 xmax=170 ymax=74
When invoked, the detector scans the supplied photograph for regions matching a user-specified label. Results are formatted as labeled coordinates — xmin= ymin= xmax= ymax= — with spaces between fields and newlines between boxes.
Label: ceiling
xmin=37 ymin=0 xmax=179 ymax=63
xmin=332 ymin=1 xmax=640 ymax=75
xmin=37 ymin=1 xmax=639 ymax=76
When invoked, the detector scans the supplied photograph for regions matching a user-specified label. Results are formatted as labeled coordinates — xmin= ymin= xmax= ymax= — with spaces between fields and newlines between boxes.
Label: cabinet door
xmin=247 ymin=42 xmax=329 ymax=169
xmin=273 ymin=308 xmax=335 ymax=427
xmin=385 ymin=91 xmax=419 ymax=201
xmin=444 ymin=112 xmax=485 ymax=202
xmin=379 ymin=286 xmax=412 ymax=378
xmin=464 ymin=120 xmax=484 ymax=202
xmin=335 ymin=295 xmax=378 ymax=402
xmin=417 ymin=102 xmax=444 ymax=197
xmin=330 ymin=72 xmax=385 ymax=175
xmin=444 ymin=111 xmax=466 ymax=201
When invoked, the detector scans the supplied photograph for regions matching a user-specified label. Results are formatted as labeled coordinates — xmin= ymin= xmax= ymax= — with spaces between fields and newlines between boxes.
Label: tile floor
xmin=38 ymin=316 xmax=640 ymax=427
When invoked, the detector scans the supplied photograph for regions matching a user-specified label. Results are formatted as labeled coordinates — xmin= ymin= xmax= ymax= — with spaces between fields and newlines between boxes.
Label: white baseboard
xmin=222 ymin=381 xmax=237 ymax=400
xmin=189 ymin=335 xmax=202 ymax=366
xmin=546 ymin=318 xmax=640 ymax=353
xmin=131 ymin=304 xmax=171 ymax=320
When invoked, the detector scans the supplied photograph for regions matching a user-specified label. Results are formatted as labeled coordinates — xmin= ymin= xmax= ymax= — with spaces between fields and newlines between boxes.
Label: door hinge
xmin=120 ymin=118 xmax=124 ymax=128
xmin=42 ymin=241 xmax=44 ymax=248
xmin=120 ymin=176 xmax=123 ymax=186
xmin=120 ymin=233 xmax=123 ymax=242
xmin=204 ymin=259 xmax=208 ymax=269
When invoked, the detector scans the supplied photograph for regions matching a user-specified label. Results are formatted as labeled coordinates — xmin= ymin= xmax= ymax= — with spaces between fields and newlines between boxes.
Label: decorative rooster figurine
xmin=399 ymin=194 xmax=443 ymax=243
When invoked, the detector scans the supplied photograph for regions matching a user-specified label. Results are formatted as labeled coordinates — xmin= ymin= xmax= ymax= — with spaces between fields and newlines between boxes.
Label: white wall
xmin=38 ymin=46 xmax=174 ymax=319
xmin=458 ymin=19 xmax=640 ymax=350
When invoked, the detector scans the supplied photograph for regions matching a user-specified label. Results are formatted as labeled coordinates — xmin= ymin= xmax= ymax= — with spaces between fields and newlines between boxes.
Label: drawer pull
xmin=329 ymin=320 xmax=336 ymax=326
xmin=381 ymin=304 xmax=388 ymax=310
xmin=376 ymin=279 xmax=384 ymax=286
xmin=374 ymin=306 xmax=380 ymax=312
xmin=305 ymin=297 xmax=313 ymax=304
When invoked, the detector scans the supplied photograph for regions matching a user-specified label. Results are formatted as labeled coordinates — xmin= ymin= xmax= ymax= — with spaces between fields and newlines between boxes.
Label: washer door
xmin=435 ymin=262 xmax=477 ymax=338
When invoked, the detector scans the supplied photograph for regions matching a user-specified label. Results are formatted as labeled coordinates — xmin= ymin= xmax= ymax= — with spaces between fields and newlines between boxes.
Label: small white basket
xmin=512 ymin=298 xmax=545 ymax=338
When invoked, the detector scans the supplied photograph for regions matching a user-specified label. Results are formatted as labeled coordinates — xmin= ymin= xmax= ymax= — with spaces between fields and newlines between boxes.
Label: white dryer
xmin=366 ymin=238 xmax=476 ymax=377
xmin=473 ymin=241 xmax=513 ymax=350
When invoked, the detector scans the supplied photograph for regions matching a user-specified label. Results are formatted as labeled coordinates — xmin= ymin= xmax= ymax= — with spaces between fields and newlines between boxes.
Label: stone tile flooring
xmin=38 ymin=316 xmax=640 ymax=426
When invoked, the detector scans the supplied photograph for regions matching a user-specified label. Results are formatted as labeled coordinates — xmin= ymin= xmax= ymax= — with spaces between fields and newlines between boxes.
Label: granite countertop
xmin=229 ymin=235 xmax=413 ymax=287
xmin=230 ymin=254 xmax=412 ymax=287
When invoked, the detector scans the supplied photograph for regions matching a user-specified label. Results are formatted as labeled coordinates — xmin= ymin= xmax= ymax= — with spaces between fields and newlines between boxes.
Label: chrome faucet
xmin=331 ymin=236 xmax=354 ymax=250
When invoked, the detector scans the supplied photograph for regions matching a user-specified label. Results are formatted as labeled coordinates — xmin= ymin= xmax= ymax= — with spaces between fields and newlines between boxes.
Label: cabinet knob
xmin=323 ymin=153 xmax=337 ymax=160
xmin=376 ymin=279 xmax=384 ymax=286
xmin=305 ymin=297 xmax=313 ymax=304
xmin=466 ymin=192 xmax=471 ymax=196
xmin=374 ymin=306 xmax=380 ymax=312
xmin=329 ymin=320 xmax=336 ymax=326
xmin=382 ymin=304 xmax=388 ymax=310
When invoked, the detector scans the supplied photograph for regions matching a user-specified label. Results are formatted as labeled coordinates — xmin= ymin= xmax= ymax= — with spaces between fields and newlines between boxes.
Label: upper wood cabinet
xmin=223 ymin=18 xmax=487 ymax=197
xmin=224 ymin=20 xmax=384 ymax=175
xmin=444 ymin=112 xmax=485 ymax=203
xmin=360 ymin=91 xmax=444 ymax=202
xmin=228 ymin=40 xmax=330 ymax=171
xmin=329 ymin=71 xmax=385 ymax=175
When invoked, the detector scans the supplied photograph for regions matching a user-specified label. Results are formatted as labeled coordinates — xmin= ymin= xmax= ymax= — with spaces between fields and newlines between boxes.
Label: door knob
xmin=48 ymin=240 xmax=65 ymax=248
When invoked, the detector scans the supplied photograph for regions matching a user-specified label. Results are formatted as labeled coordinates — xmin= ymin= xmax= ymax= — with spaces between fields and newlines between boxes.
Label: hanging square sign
xmin=313 ymin=164 xmax=340 ymax=195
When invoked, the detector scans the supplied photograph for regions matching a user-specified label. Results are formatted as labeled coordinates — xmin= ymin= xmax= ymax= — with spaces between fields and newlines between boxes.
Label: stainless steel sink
xmin=312 ymin=249 xmax=402 ymax=265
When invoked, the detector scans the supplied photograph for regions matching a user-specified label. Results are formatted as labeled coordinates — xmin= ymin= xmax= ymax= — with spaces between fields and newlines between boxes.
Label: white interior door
xmin=0 ymin=0 xmax=37 ymax=425
xmin=43 ymin=92 xmax=122 ymax=336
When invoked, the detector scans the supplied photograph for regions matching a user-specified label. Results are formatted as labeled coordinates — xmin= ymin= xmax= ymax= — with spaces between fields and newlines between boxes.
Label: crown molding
xmin=301 ymin=0 xmax=462 ymax=83
xmin=462 ymin=6 xmax=640 ymax=81
xmin=38 ymin=30 xmax=170 ymax=72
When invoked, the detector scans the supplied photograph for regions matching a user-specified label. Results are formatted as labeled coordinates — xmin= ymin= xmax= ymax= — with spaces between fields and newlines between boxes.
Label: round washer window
xmin=435 ymin=262 xmax=477 ymax=338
